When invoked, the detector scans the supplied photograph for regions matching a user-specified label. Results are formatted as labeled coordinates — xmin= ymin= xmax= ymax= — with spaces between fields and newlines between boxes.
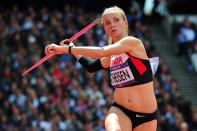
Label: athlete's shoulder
xmin=123 ymin=36 xmax=141 ymax=42
xmin=127 ymin=36 xmax=139 ymax=39
xmin=122 ymin=36 xmax=142 ymax=47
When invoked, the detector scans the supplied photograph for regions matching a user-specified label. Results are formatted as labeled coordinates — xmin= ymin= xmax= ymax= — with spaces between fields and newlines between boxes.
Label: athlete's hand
xmin=59 ymin=39 xmax=75 ymax=47
xmin=45 ymin=43 xmax=67 ymax=55
xmin=59 ymin=39 xmax=68 ymax=46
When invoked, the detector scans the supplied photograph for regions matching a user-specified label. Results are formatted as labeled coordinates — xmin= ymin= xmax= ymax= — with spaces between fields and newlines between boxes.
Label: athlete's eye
xmin=105 ymin=21 xmax=110 ymax=25
xmin=114 ymin=18 xmax=119 ymax=22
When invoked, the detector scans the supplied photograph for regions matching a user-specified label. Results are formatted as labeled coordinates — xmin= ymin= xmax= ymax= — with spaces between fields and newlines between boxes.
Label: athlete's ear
xmin=124 ymin=20 xmax=128 ymax=27
xmin=124 ymin=20 xmax=128 ymax=33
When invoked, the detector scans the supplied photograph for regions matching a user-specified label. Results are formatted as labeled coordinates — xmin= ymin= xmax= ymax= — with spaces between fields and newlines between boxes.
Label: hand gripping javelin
xmin=22 ymin=15 xmax=105 ymax=76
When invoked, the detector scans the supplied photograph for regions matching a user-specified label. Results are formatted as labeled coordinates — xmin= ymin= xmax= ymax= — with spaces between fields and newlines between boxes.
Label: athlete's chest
xmin=110 ymin=53 xmax=129 ymax=67
xmin=110 ymin=53 xmax=135 ymax=88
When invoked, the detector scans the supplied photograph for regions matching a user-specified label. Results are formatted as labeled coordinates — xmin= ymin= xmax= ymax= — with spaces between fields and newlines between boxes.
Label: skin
xmin=45 ymin=10 xmax=157 ymax=131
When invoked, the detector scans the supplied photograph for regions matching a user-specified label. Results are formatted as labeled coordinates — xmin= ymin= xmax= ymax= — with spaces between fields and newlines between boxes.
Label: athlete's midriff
xmin=113 ymin=81 xmax=157 ymax=113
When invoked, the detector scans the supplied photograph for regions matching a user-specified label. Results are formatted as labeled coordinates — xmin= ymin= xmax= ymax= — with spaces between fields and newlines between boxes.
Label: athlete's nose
xmin=110 ymin=22 xmax=116 ymax=31
xmin=110 ymin=21 xmax=116 ymax=27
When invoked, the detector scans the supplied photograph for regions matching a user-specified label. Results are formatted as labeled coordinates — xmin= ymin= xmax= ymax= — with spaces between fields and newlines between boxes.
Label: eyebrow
xmin=104 ymin=16 xmax=120 ymax=21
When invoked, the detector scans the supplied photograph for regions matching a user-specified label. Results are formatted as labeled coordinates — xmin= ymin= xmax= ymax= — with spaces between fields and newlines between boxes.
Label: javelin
xmin=22 ymin=15 xmax=105 ymax=76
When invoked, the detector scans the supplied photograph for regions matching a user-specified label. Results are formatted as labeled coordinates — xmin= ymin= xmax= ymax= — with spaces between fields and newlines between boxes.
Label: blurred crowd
xmin=0 ymin=3 xmax=197 ymax=131
xmin=173 ymin=18 xmax=197 ymax=73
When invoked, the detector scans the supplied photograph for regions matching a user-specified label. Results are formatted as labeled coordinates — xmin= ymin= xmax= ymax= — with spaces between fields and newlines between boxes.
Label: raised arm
xmin=45 ymin=36 xmax=142 ymax=58
xmin=45 ymin=36 xmax=146 ymax=72
xmin=70 ymin=36 xmax=142 ymax=58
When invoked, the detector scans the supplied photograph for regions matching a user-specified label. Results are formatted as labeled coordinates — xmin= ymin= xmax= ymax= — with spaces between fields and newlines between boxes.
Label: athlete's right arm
xmin=59 ymin=39 xmax=110 ymax=73
xmin=74 ymin=55 xmax=110 ymax=73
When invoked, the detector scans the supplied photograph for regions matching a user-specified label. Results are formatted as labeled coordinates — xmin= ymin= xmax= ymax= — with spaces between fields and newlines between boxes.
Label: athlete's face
xmin=103 ymin=11 xmax=128 ymax=42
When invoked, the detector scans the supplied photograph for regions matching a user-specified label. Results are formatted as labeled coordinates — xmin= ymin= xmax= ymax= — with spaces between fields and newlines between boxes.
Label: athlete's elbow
xmin=87 ymin=69 xmax=95 ymax=73
xmin=85 ymin=67 xmax=97 ymax=73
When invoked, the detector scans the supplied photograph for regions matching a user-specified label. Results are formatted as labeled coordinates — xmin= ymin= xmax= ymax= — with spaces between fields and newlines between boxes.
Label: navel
xmin=128 ymin=99 xmax=132 ymax=103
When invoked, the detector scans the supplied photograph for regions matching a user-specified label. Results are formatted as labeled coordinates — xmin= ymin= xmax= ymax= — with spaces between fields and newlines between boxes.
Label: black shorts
xmin=111 ymin=102 xmax=158 ymax=129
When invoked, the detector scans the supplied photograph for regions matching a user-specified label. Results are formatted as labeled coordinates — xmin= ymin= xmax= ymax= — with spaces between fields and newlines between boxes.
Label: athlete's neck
xmin=112 ymin=34 xmax=128 ymax=43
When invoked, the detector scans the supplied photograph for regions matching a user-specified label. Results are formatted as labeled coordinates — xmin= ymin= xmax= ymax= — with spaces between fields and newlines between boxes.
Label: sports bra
xmin=110 ymin=53 xmax=158 ymax=88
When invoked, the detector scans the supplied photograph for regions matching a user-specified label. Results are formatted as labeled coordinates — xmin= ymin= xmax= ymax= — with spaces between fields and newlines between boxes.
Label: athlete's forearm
xmin=72 ymin=51 xmax=104 ymax=73
xmin=59 ymin=45 xmax=104 ymax=58
xmin=78 ymin=56 xmax=104 ymax=73
xmin=71 ymin=46 xmax=104 ymax=58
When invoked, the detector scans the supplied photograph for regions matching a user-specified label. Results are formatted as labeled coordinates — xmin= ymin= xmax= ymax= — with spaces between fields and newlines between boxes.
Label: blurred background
xmin=0 ymin=0 xmax=197 ymax=131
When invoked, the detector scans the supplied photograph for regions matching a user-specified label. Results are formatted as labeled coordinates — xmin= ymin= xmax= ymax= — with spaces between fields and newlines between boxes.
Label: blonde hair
xmin=102 ymin=6 xmax=128 ymax=45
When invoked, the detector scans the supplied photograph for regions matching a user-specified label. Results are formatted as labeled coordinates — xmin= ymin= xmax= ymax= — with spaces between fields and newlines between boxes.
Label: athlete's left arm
xmin=69 ymin=36 xmax=142 ymax=58
xmin=45 ymin=36 xmax=142 ymax=58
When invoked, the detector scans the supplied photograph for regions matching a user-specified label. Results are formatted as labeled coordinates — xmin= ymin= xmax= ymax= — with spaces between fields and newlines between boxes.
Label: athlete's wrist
xmin=59 ymin=46 xmax=68 ymax=54
xmin=68 ymin=45 xmax=73 ymax=54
